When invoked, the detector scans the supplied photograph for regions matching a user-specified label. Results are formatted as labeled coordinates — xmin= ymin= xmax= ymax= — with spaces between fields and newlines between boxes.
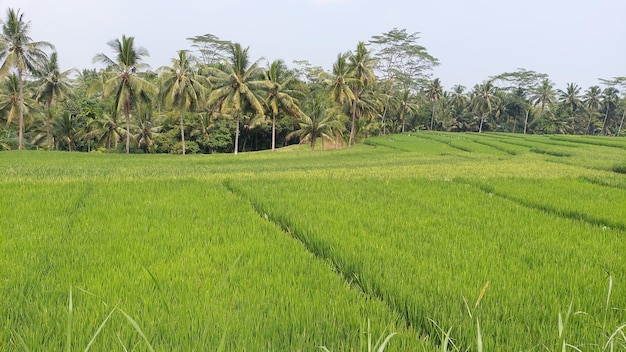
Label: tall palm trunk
xmin=430 ymin=101 xmax=436 ymax=130
xmin=179 ymin=105 xmax=186 ymax=155
xmin=602 ymin=110 xmax=610 ymax=135
xmin=124 ymin=99 xmax=131 ymax=154
xmin=46 ymin=96 xmax=53 ymax=149
xmin=234 ymin=114 xmax=240 ymax=155
xmin=271 ymin=112 xmax=276 ymax=151
xmin=18 ymin=69 xmax=24 ymax=150
xmin=349 ymin=92 xmax=358 ymax=146
xmin=523 ymin=110 xmax=529 ymax=134
xmin=479 ymin=113 xmax=485 ymax=133
xmin=617 ymin=110 xmax=625 ymax=137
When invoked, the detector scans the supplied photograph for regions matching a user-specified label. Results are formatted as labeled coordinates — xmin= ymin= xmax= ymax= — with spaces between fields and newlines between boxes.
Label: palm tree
xmin=206 ymin=43 xmax=267 ymax=155
xmin=601 ymin=87 xmax=619 ymax=135
xmin=324 ymin=53 xmax=355 ymax=107
xmin=583 ymin=85 xmax=602 ymax=134
xmin=0 ymin=74 xmax=26 ymax=127
xmin=51 ymin=111 xmax=78 ymax=151
xmin=93 ymin=35 xmax=157 ymax=153
xmin=558 ymin=83 xmax=583 ymax=116
xmin=158 ymin=50 xmax=208 ymax=155
xmin=396 ymin=88 xmax=419 ymax=133
xmin=448 ymin=85 xmax=469 ymax=131
xmin=86 ymin=108 xmax=124 ymax=151
xmin=347 ymin=42 xmax=377 ymax=145
xmin=35 ymin=52 xmax=74 ymax=149
xmin=265 ymin=59 xmax=303 ymax=151
xmin=133 ymin=111 xmax=162 ymax=153
xmin=0 ymin=8 xmax=54 ymax=150
xmin=287 ymin=95 xmax=343 ymax=150
xmin=424 ymin=78 xmax=443 ymax=130
xmin=471 ymin=80 xmax=499 ymax=133
xmin=530 ymin=79 xmax=556 ymax=120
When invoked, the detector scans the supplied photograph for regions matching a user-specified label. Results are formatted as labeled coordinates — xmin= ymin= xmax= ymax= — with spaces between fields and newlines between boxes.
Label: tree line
xmin=1 ymin=8 xmax=624 ymax=153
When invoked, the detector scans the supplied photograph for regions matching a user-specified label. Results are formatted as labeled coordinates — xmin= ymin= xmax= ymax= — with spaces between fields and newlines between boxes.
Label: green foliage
xmin=1 ymin=133 xmax=626 ymax=350
xmin=613 ymin=164 xmax=626 ymax=174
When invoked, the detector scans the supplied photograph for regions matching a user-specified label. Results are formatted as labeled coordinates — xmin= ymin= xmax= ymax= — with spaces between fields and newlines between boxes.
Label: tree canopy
xmin=1 ymin=9 xmax=624 ymax=153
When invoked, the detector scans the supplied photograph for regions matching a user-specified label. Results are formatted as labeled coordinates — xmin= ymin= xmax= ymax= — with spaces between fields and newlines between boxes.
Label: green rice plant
xmin=319 ymin=320 xmax=398 ymax=352
xmin=468 ymin=177 xmax=626 ymax=231
xmin=414 ymin=133 xmax=510 ymax=155
xmin=364 ymin=134 xmax=460 ymax=155
xmin=530 ymin=147 xmax=573 ymax=157
xmin=3 ymin=133 xmax=626 ymax=350
xmin=231 ymin=177 xmax=625 ymax=350
xmin=550 ymin=135 xmax=626 ymax=149
xmin=0 ymin=178 xmax=432 ymax=350
xmin=612 ymin=164 xmax=626 ymax=174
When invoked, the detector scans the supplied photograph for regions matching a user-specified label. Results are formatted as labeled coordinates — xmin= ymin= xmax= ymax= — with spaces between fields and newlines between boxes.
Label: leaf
xmin=376 ymin=332 xmax=398 ymax=352
xmin=84 ymin=306 xmax=117 ymax=352
xmin=66 ymin=286 xmax=73 ymax=352
xmin=476 ymin=318 xmax=483 ymax=352
xmin=117 ymin=308 xmax=156 ymax=352
xmin=11 ymin=330 xmax=31 ymax=352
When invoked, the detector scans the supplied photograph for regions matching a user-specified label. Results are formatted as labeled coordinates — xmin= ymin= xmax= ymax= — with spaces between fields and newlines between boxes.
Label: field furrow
xmin=0 ymin=179 xmax=431 ymax=351
xmin=230 ymin=177 xmax=626 ymax=350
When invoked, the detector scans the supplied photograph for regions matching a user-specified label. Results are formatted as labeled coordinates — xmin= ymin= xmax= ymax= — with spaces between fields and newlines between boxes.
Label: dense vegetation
xmin=1 ymin=9 xmax=625 ymax=154
xmin=2 ymin=132 xmax=625 ymax=350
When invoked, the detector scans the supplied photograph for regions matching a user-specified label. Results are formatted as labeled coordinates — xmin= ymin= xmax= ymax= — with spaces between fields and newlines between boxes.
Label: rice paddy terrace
xmin=1 ymin=132 xmax=625 ymax=351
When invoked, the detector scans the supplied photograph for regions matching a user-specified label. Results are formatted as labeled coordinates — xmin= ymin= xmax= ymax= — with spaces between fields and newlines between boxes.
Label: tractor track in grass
xmin=221 ymin=179 xmax=424 ymax=336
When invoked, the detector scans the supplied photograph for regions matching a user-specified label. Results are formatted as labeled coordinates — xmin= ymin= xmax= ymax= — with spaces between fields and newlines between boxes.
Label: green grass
xmin=1 ymin=132 xmax=625 ymax=350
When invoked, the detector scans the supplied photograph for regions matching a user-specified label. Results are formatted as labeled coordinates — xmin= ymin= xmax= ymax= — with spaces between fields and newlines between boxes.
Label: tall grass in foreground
xmin=0 ymin=179 xmax=430 ymax=350
xmin=230 ymin=177 xmax=626 ymax=350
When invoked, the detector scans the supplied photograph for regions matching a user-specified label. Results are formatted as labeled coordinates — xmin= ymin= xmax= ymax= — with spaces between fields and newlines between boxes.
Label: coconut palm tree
xmin=558 ymin=83 xmax=583 ymax=117
xmin=601 ymin=87 xmax=620 ymax=135
xmin=323 ymin=53 xmax=355 ymax=110
xmin=265 ymin=59 xmax=303 ymax=151
xmin=530 ymin=79 xmax=556 ymax=120
xmin=583 ymin=85 xmax=602 ymax=134
xmin=158 ymin=50 xmax=208 ymax=154
xmin=396 ymin=88 xmax=419 ymax=133
xmin=347 ymin=42 xmax=377 ymax=145
xmin=287 ymin=95 xmax=343 ymax=150
xmin=471 ymin=80 xmax=499 ymax=133
xmin=0 ymin=8 xmax=54 ymax=150
xmin=35 ymin=52 xmax=74 ymax=149
xmin=51 ymin=111 xmax=78 ymax=151
xmin=206 ymin=43 xmax=267 ymax=155
xmin=0 ymin=74 xmax=26 ymax=127
xmin=93 ymin=35 xmax=157 ymax=153
xmin=133 ymin=111 xmax=162 ymax=153
xmin=424 ymin=78 xmax=443 ymax=130
xmin=86 ymin=108 xmax=124 ymax=151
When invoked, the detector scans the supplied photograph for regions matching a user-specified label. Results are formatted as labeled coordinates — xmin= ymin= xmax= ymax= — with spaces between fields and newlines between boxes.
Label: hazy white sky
xmin=1 ymin=0 xmax=624 ymax=89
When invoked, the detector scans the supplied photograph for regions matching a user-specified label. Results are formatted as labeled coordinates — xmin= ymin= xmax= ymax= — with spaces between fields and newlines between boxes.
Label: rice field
xmin=1 ymin=132 xmax=625 ymax=351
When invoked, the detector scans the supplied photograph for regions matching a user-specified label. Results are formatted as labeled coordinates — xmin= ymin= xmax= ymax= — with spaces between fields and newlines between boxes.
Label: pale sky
xmin=1 ymin=0 xmax=624 ymax=90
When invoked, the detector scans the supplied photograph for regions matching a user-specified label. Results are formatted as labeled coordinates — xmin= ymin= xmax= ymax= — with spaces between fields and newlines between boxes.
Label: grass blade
xmin=604 ymin=323 xmax=626 ymax=350
xmin=476 ymin=318 xmax=483 ymax=352
xmin=11 ymin=330 xmax=31 ymax=352
xmin=118 ymin=308 xmax=156 ymax=352
xmin=66 ymin=286 xmax=73 ymax=352
xmin=376 ymin=332 xmax=398 ymax=352
xmin=83 ymin=306 xmax=117 ymax=352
